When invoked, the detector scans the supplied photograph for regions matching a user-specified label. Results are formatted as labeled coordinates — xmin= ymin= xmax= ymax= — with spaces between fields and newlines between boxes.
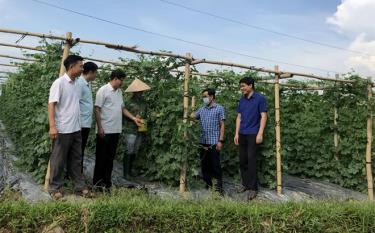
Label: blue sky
xmin=0 ymin=0 xmax=374 ymax=78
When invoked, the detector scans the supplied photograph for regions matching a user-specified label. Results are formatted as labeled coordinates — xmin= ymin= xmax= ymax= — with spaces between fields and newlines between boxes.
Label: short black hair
xmin=83 ymin=62 xmax=98 ymax=74
xmin=239 ymin=77 xmax=255 ymax=89
xmin=202 ymin=88 xmax=216 ymax=98
xmin=110 ymin=69 xmax=126 ymax=80
xmin=63 ymin=55 xmax=83 ymax=70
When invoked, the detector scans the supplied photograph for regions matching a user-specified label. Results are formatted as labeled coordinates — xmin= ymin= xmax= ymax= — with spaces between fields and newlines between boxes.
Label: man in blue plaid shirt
xmin=192 ymin=88 xmax=225 ymax=194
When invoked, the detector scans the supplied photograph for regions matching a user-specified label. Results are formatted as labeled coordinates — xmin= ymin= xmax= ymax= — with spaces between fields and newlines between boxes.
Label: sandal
xmin=49 ymin=191 xmax=63 ymax=200
xmin=75 ymin=189 xmax=95 ymax=198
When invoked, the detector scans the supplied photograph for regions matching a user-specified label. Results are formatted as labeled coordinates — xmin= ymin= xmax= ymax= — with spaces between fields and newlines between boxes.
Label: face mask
xmin=203 ymin=97 xmax=210 ymax=106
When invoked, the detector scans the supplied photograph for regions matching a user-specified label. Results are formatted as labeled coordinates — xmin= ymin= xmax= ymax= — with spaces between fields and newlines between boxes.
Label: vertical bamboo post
xmin=333 ymin=74 xmax=339 ymax=161
xmin=365 ymin=77 xmax=374 ymax=201
xmin=179 ymin=53 xmax=192 ymax=194
xmin=274 ymin=65 xmax=282 ymax=195
xmin=59 ymin=32 xmax=72 ymax=76
xmin=44 ymin=32 xmax=72 ymax=191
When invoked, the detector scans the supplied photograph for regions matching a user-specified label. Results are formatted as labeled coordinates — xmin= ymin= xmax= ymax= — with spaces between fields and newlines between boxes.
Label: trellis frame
xmin=0 ymin=27 xmax=373 ymax=200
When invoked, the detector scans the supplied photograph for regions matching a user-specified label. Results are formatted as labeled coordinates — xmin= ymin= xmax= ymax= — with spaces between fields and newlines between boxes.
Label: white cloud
xmin=327 ymin=0 xmax=375 ymax=76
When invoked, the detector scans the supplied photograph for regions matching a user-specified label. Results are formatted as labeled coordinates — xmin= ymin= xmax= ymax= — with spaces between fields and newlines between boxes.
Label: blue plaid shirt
xmin=196 ymin=103 xmax=225 ymax=145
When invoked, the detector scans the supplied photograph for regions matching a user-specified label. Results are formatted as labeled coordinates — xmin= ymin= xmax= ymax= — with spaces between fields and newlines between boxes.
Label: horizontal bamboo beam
xmin=82 ymin=56 xmax=127 ymax=66
xmin=78 ymin=39 xmax=191 ymax=60
xmin=171 ymin=70 xmax=326 ymax=89
xmin=195 ymin=59 xmax=276 ymax=73
xmin=0 ymin=42 xmax=47 ymax=52
xmin=0 ymin=27 xmax=362 ymax=84
xmin=0 ymin=28 xmax=66 ymax=41
xmin=195 ymin=59 xmax=354 ymax=83
xmin=0 ymin=63 xmax=20 ymax=67
xmin=279 ymin=71 xmax=354 ymax=83
xmin=0 ymin=54 xmax=38 ymax=62
xmin=0 ymin=42 xmax=126 ymax=66
xmin=0 ymin=42 xmax=128 ymax=67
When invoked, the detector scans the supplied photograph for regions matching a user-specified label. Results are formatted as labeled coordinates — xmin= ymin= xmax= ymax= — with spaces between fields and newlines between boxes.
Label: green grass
xmin=1 ymin=189 xmax=375 ymax=232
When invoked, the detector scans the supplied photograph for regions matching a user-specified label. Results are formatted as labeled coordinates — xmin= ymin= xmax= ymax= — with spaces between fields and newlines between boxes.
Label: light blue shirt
xmin=77 ymin=76 xmax=93 ymax=128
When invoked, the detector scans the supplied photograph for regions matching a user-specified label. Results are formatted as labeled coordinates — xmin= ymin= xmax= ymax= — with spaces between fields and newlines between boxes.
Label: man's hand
xmin=256 ymin=133 xmax=263 ymax=144
xmin=234 ymin=134 xmax=239 ymax=146
xmin=98 ymin=127 xmax=105 ymax=138
xmin=49 ymin=126 xmax=58 ymax=140
xmin=216 ymin=142 xmax=223 ymax=151
xmin=134 ymin=117 xmax=142 ymax=127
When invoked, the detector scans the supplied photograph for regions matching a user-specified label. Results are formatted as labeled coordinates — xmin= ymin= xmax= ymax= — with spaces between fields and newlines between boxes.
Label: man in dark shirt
xmin=234 ymin=77 xmax=267 ymax=201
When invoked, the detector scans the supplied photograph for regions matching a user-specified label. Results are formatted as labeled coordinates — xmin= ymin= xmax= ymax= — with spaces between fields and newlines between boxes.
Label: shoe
xmin=247 ymin=190 xmax=257 ymax=201
xmin=216 ymin=188 xmax=224 ymax=197
xmin=237 ymin=186 xmax=248 ymax=193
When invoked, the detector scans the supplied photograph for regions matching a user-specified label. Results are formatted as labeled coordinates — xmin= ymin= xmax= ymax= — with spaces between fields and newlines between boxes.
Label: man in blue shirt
xmin=192 ymin=88 xmax=225 ymax=195
xmin=234 ymin=77 xmax=267 ymax=200
xmin=77 ymin=62 xmax=98 ymax=173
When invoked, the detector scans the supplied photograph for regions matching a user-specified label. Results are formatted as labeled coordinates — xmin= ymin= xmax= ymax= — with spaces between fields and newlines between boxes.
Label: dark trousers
xmin=200 ymin=144 xmax=223 ymax=192
xmin=81 ymin=127 xmax=90 ymax=173
xmin=93 ymin=133 xmax=119 ymax=188
xmin=49 ymin=131 xmax=85 ymax=192
xmin=239 ymin=134 xmax=258 ymax=191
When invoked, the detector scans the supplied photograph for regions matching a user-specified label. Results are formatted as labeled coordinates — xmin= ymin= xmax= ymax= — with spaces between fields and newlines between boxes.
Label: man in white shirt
xmin=48 ymin=55 xmax=89 ymax=197
xmin=93 ymin=69 xmax=141 ymax=190
xmin=76 ymin=62 xmax=98 ymax=173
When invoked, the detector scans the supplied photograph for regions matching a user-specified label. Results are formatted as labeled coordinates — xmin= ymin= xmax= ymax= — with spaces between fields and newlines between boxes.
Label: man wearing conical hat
xmin=123 ymin=78 xmax=151 ymax=179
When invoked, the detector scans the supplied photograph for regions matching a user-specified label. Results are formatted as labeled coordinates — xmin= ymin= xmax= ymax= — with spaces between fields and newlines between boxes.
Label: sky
xmin=0 ymin=0 xmax=374 ymax=80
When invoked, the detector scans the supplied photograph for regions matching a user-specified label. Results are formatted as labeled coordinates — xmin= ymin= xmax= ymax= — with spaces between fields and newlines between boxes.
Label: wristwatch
xmin=219 ymin=139 xmax=224 ymax=143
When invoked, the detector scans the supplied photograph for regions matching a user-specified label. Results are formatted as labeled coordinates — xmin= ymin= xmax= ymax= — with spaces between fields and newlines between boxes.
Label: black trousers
xmin=93 ymin=133 xmax=119 ymax=188
xmin=81 ymin=127 xmax=90 ymax=173
xmin=200 ymin=144 xmax=223 ymax=191
xmin=49 ymin=131 xmax=85 ymax=192
xmin=239 ymin=134 xmax=258 ymax=191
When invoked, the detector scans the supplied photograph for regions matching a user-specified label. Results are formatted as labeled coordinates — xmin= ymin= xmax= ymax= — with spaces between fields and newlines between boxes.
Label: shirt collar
xmin=80 ymin=76 xmax=89 ymax=86
xmin=243 ymin=91 xmax=257 ymax=100
xmin=107 ymin=82 xmax=117 ymax=92
xmin=205 ymin=102 xmax=217 ymax=109
xmin=63 ymin=73 xmax=75 ymax=83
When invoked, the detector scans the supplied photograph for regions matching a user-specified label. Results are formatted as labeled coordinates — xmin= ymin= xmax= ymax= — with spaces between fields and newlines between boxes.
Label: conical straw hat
xmin=125 ymin=78 xmax=151 ymax=92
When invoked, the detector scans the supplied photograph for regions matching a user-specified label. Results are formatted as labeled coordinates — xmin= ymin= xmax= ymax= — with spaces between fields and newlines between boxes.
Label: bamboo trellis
xmin=0 ymin=27 xmax=373 ymax=200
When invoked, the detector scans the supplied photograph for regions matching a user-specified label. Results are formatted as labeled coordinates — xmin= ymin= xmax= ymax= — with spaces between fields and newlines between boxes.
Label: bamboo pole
xmin=0 ymin=54 xmax=38 ymax=62
xmin=44 ymin=32 xmax=73 ymax=192
xmin=59 ymin=32 xmax=72 ymax=76
xmin=192 ymin=59 xmax=354 ymax=83
xmin=0 ymin=42 xmax=128 ymax=67
xmin=0 ymin=28 xmax=66 ymax=41
xmin=0 ymin=63 xmax=20 ymax=67
xmin=333 ymin=106 xmax=339 ymax=158
xmin=280 ymin=71 xmax=355 ymax=83
xmin=83 ymin=57 xmax=127 ymax=66
xmin=79 ymin=39 xmax=191 ymax=61
xmin=0 ymin=27 xmax=360 ymax=84
xmin=170 ymin=70 xmax=327 ymax=89
xmin=179 ymin=53 xmax=192 ymax=194
xmin=333 ymin=74 xmax=339 ymax=161
xmin=274 ymin=65 xmax=282 ymax=195
xmin=0 ymin=42 xmax=47 ymax=52
xmin=365 ymin=77 xmax=374 ymax=201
